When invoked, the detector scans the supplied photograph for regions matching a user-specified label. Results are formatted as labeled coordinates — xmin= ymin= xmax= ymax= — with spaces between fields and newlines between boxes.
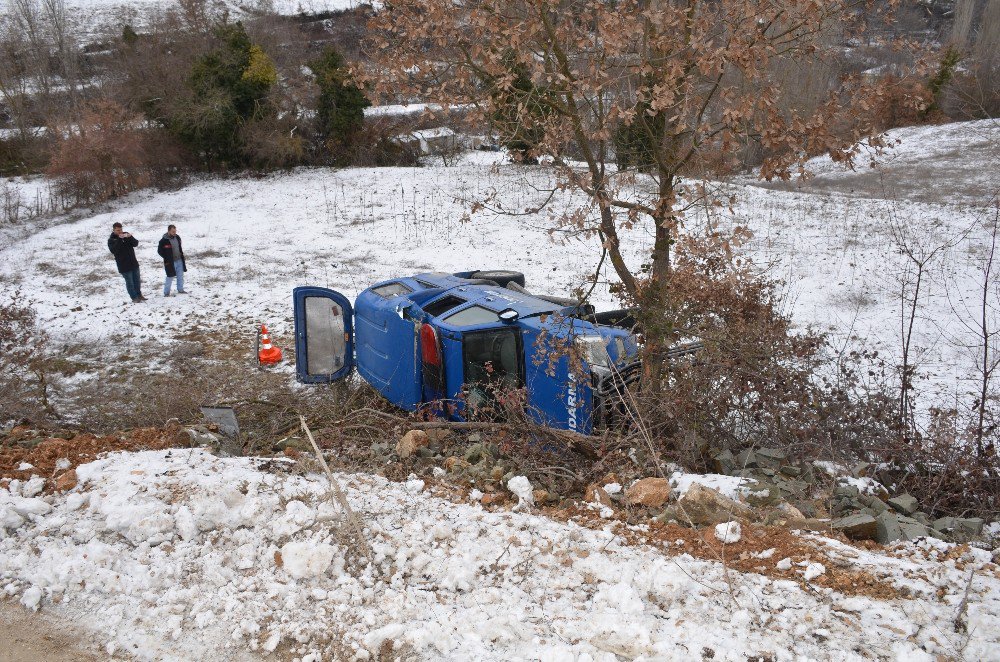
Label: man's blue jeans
xmin=121 ymin=269 xmax=141 ymax=301
xmin=163 ymin=260 xmax=185 ymax=295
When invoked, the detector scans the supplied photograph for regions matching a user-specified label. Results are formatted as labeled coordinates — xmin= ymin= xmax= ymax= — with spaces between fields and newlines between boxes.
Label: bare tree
xmin=367 ymin=0 xmax=899 ymax=301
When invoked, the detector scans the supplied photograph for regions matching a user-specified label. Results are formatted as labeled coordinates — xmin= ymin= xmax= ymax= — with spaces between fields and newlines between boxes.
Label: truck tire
xmin=469 ymin=270 xmax=526 ymax=288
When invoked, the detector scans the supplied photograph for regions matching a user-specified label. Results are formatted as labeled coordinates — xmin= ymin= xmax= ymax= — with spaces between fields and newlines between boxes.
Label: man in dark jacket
xmin=107 ymin=222 xmax=145 ymax=303
xmin=157 ymin=224 xmax=188 ymax=296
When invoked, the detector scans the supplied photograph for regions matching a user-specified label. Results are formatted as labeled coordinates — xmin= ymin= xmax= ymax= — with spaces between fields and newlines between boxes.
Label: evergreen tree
xmin=169 ymin=22 xmax=276 ymax=165
xmin=308 ymin=47 xmax=370 ymax=159
xmin=488 ymin=52 xmax=550 ymax=163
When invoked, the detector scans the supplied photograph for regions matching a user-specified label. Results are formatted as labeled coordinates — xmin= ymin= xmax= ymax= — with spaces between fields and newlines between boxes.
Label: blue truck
xmin=292 ymin=270 xmax=642 ymax=434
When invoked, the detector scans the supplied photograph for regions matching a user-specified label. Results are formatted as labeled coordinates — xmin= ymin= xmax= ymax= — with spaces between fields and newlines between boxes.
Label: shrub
xmin=308 ymin=46 xmax=369 ymax=163
xmin=487 ymin=52 xmax=552 ymax=163
xmin=166 ymin=22 xmax=277 ymax=165
xmin=46 ymin=100 xmax=151 ymax=205
xmin=0 ymin=293 xmax=51 ymax=423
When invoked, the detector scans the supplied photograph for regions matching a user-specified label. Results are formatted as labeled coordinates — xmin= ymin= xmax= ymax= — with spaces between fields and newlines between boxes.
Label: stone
xmin=735 ymin=450 xmax=757 ymax=469
xmin=675 ymin=483 xmax=753 ymax=526
xmin=480 ymin=492 xmax=507 ymax=506
xmin=624 ymin=478 xmax=671 ymax=508
xmin=911 ymin=512 xmax=930 ymax=526
xmin=443 ymin=456 xmax=471 ymax=472
xmin=868 ymin=498 xmax=889 ymax=515
xmin=778 ymin=480 xmax=809 ymax=496
xmin=713 ymin=449 xmax=736 ymax=475
xmin=782 ymin=518 xmax=830 ymax=532
xmin=755 ymin=448 xmax=787 ymax=468
xmin=779 ymin=466 xmax=801 ymax=477
xmin=423 ymin=428 xmax=451 ymax=444
xmin=417 ymin=448 xmax=435 ymax=459
xmin=464 ymin=443 xmax=487 ymax=465
xmin=396 ymin=430 xmax=430 ymax=459
xmin=585 ymin=483 xmax=613 ymax=507
xmin=834 ymin=485 xmax=860 ymax=499
xmin=887 ymin=494 xmax=918 ymax=516
xmin=932 ymin=516 xmax=957 ymax=532
xmin=532 ymin=489 xmax=549 ymax=505
xmin=899 ymin=521 xmax=932 ymax=541
xmin=54 ymin=469 xmax=77 ymax=492
xmin=875 ymin=511 xmax=902 ymax=544
xmin=832 ymin=513 xmax=878 ymax=541
xmin=956 ymin=518 xmax=985 ymax=539
xmin=852 ymin=462 xmax=871 ymax=477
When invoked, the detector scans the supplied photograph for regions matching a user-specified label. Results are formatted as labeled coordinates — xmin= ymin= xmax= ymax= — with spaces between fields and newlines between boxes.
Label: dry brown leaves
xmin=0 ymin=425 xmax=190 ymax=491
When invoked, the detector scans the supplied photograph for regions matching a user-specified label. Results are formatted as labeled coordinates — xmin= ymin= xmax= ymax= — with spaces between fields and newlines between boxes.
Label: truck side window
xmin=444 ymin=305 xmax=500 ymax=326
xmin=463 ymin=329 xmax=523 ymax=409
xmin=371 ymin=282 xmax=412 ymax=298
xmin=423 ymin=295 xmax=466 ymax=317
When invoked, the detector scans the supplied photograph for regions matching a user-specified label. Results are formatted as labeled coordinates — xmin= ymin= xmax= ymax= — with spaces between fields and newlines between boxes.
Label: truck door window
xmin=444 ymin=305 xmax=500 ymax=327
xmin=304 ymin=296 xmax=346 ymax=375
xmin=371 ymin=282 xmax=412 ymax=298
xmin=463 ymin=329 xmax=523 ymax=409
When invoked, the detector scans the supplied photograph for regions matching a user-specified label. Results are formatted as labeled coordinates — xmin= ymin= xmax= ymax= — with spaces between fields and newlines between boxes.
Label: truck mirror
xmin=499 ymin=308 xmax=519 ymax=323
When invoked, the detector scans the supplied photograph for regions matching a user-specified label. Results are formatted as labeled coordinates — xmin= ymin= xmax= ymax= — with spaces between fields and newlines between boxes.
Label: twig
xmin=299 ymin=415 xmax=373 ymax=562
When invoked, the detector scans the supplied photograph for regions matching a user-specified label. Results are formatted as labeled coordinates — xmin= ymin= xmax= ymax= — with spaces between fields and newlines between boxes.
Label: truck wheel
xmin=469 ymin=270 xmax=526 ymax=288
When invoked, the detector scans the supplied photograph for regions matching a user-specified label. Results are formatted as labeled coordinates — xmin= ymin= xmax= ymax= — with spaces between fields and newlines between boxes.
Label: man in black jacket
xmin=157 ymin=224 xmax=188 ymax=296
xmin=107 ymin=222 xmax=145 ymax=303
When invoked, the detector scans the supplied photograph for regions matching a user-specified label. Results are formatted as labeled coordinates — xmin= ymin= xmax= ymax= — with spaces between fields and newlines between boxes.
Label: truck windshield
xmin=463 ymin=328 xmax=523 ymax=409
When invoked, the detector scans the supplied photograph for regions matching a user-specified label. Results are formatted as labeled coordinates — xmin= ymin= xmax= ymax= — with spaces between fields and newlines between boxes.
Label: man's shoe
xmin=164 ymin=292 xmax=172 ymax=297
xmin=131 ymin=297 xmax=142 ymax=303
xmin=177 ymin=290 xmax=189 ymax=294
xmin=138 ymin=295 xmax=148 ymax=301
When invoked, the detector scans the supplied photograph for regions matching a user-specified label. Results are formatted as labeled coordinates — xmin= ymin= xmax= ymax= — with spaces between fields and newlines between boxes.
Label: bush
xmin=46 ymin=101 xmax=152 ymax=205
xmin=627 ymin=229 xmax=901 ymax=471
xmin=165 ymin=22 xmax=277 ymax=165
xmin=308 ymin=46 xmax=370 ymax=163
xmin=487 ymin=52 xmax=551 ymax=163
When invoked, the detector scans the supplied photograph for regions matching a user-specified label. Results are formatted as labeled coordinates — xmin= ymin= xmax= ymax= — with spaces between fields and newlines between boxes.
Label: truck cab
xmin=293 ymin=271 xmax=640 ymax=434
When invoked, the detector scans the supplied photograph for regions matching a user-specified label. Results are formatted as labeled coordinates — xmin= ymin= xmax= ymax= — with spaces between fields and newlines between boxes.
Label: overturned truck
xmin=293 ymin=270 xmax=643 ymax=434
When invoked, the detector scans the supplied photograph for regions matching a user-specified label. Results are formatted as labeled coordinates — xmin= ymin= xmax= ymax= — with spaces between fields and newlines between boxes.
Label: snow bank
xmin=2 ymin=449 xmax=998 ymax=661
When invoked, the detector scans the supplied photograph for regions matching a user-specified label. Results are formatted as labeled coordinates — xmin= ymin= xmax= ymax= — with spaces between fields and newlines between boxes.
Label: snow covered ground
xmin=2 ymin=449 xmax=998 ymax=661
xmin=0 ymin=119 xmax=997 ymax=401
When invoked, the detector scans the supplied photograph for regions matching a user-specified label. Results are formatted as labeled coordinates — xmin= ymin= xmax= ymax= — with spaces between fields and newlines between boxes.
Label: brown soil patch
xmin=0 ymin=600 xmax=100 ymax=661
xmin=0 ymin=425 xmax=190 ymax=491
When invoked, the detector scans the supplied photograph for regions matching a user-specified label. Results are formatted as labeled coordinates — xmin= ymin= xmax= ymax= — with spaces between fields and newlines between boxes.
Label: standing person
xmin=107 ymin=222 xmax=146 ymax=303
xmin=158 ymin=224 xmax=188 ymax=296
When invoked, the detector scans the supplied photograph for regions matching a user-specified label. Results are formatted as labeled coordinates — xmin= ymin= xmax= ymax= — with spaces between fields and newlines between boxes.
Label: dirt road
xmin=0 ymin=601 xmax=100 ymax=661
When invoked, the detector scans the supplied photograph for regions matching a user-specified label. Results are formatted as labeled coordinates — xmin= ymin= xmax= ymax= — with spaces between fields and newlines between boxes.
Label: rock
xmin=832 ymin=513 xmax=878 ymax=541
xmin=490 ymin=466 xmax=504 ymax=481
xmin=899 ymin=520 xmax=932 ymax=541
xmin=443 ymin=456 xmax=471 ymax=472
xmin=778 ymin=502 xmax=805 ymax=520
xmin=834 ymin=485 xmax=860 ymax=499
xmin=755 ymin=448 xmax=787 ymax=468
xmin=54 ymin=469 xmax=77 ymax=492
xmin=625 ymin=478 xmax=671 ymax=508
xmin=950 ymin=518 xmax=986 ymax=542
xmin=782 ymin=517 xmax=830 ymax=532
xmin=876 ymin=511 xmax=902 ymax=544
xmin=480 ymin=492 xmax=507 ymax=506
xmin=735 ymin=450 xmax=757 ymax=469
xmin=585 ymin=483 xmax=613 ymax=507
xmin=532 ymin=489 xmax=550 ymax=504
xmin=186 ymin=428 xmax=219 ymax=447
xmin=868 ymin=498 xmax=889 ymax=515
xmin=417 ymin=447 xmax=435 ymax=459
xmin=932 ymin=516 xmax=957 ymax=532
xmin=912 ymin=512 xmax=930 ymax=526
xmin=852 ymin=462 xmax=871 ymax=477
xmin=676 ymin=482 xmax=753 ymax=526
xmin=887 ymin=494 xmax=918 ymax=516
xmin=397 ymin=430 xmax=430 ymax=458
xmin=464 ymin=443 xmax=487 ymax=465
xmin=424 ymin=428 xmax=451 ymax=444
xmin=779 ymin=465 xmax=801 ymax=477
xmin=713 ymin=449 xmax=736 ymax=474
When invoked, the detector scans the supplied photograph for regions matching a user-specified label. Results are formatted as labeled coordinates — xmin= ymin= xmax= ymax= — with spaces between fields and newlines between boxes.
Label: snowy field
xmin=0 ymin=119 xmax=998 ymax=400
xmin=1 ymin=120 xmax=999 ymax=659
xmin=2 ymin=449 xmax=998 ymax=660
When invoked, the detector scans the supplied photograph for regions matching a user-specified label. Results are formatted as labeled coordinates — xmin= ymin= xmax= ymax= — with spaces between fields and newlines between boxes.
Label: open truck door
xmin=293 ymin=286 xmax=354 ymax=383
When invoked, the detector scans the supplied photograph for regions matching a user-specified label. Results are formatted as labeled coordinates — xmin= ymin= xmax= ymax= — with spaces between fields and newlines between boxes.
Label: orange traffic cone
xmin=257 ymin=324 xmax=283 ymax=365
